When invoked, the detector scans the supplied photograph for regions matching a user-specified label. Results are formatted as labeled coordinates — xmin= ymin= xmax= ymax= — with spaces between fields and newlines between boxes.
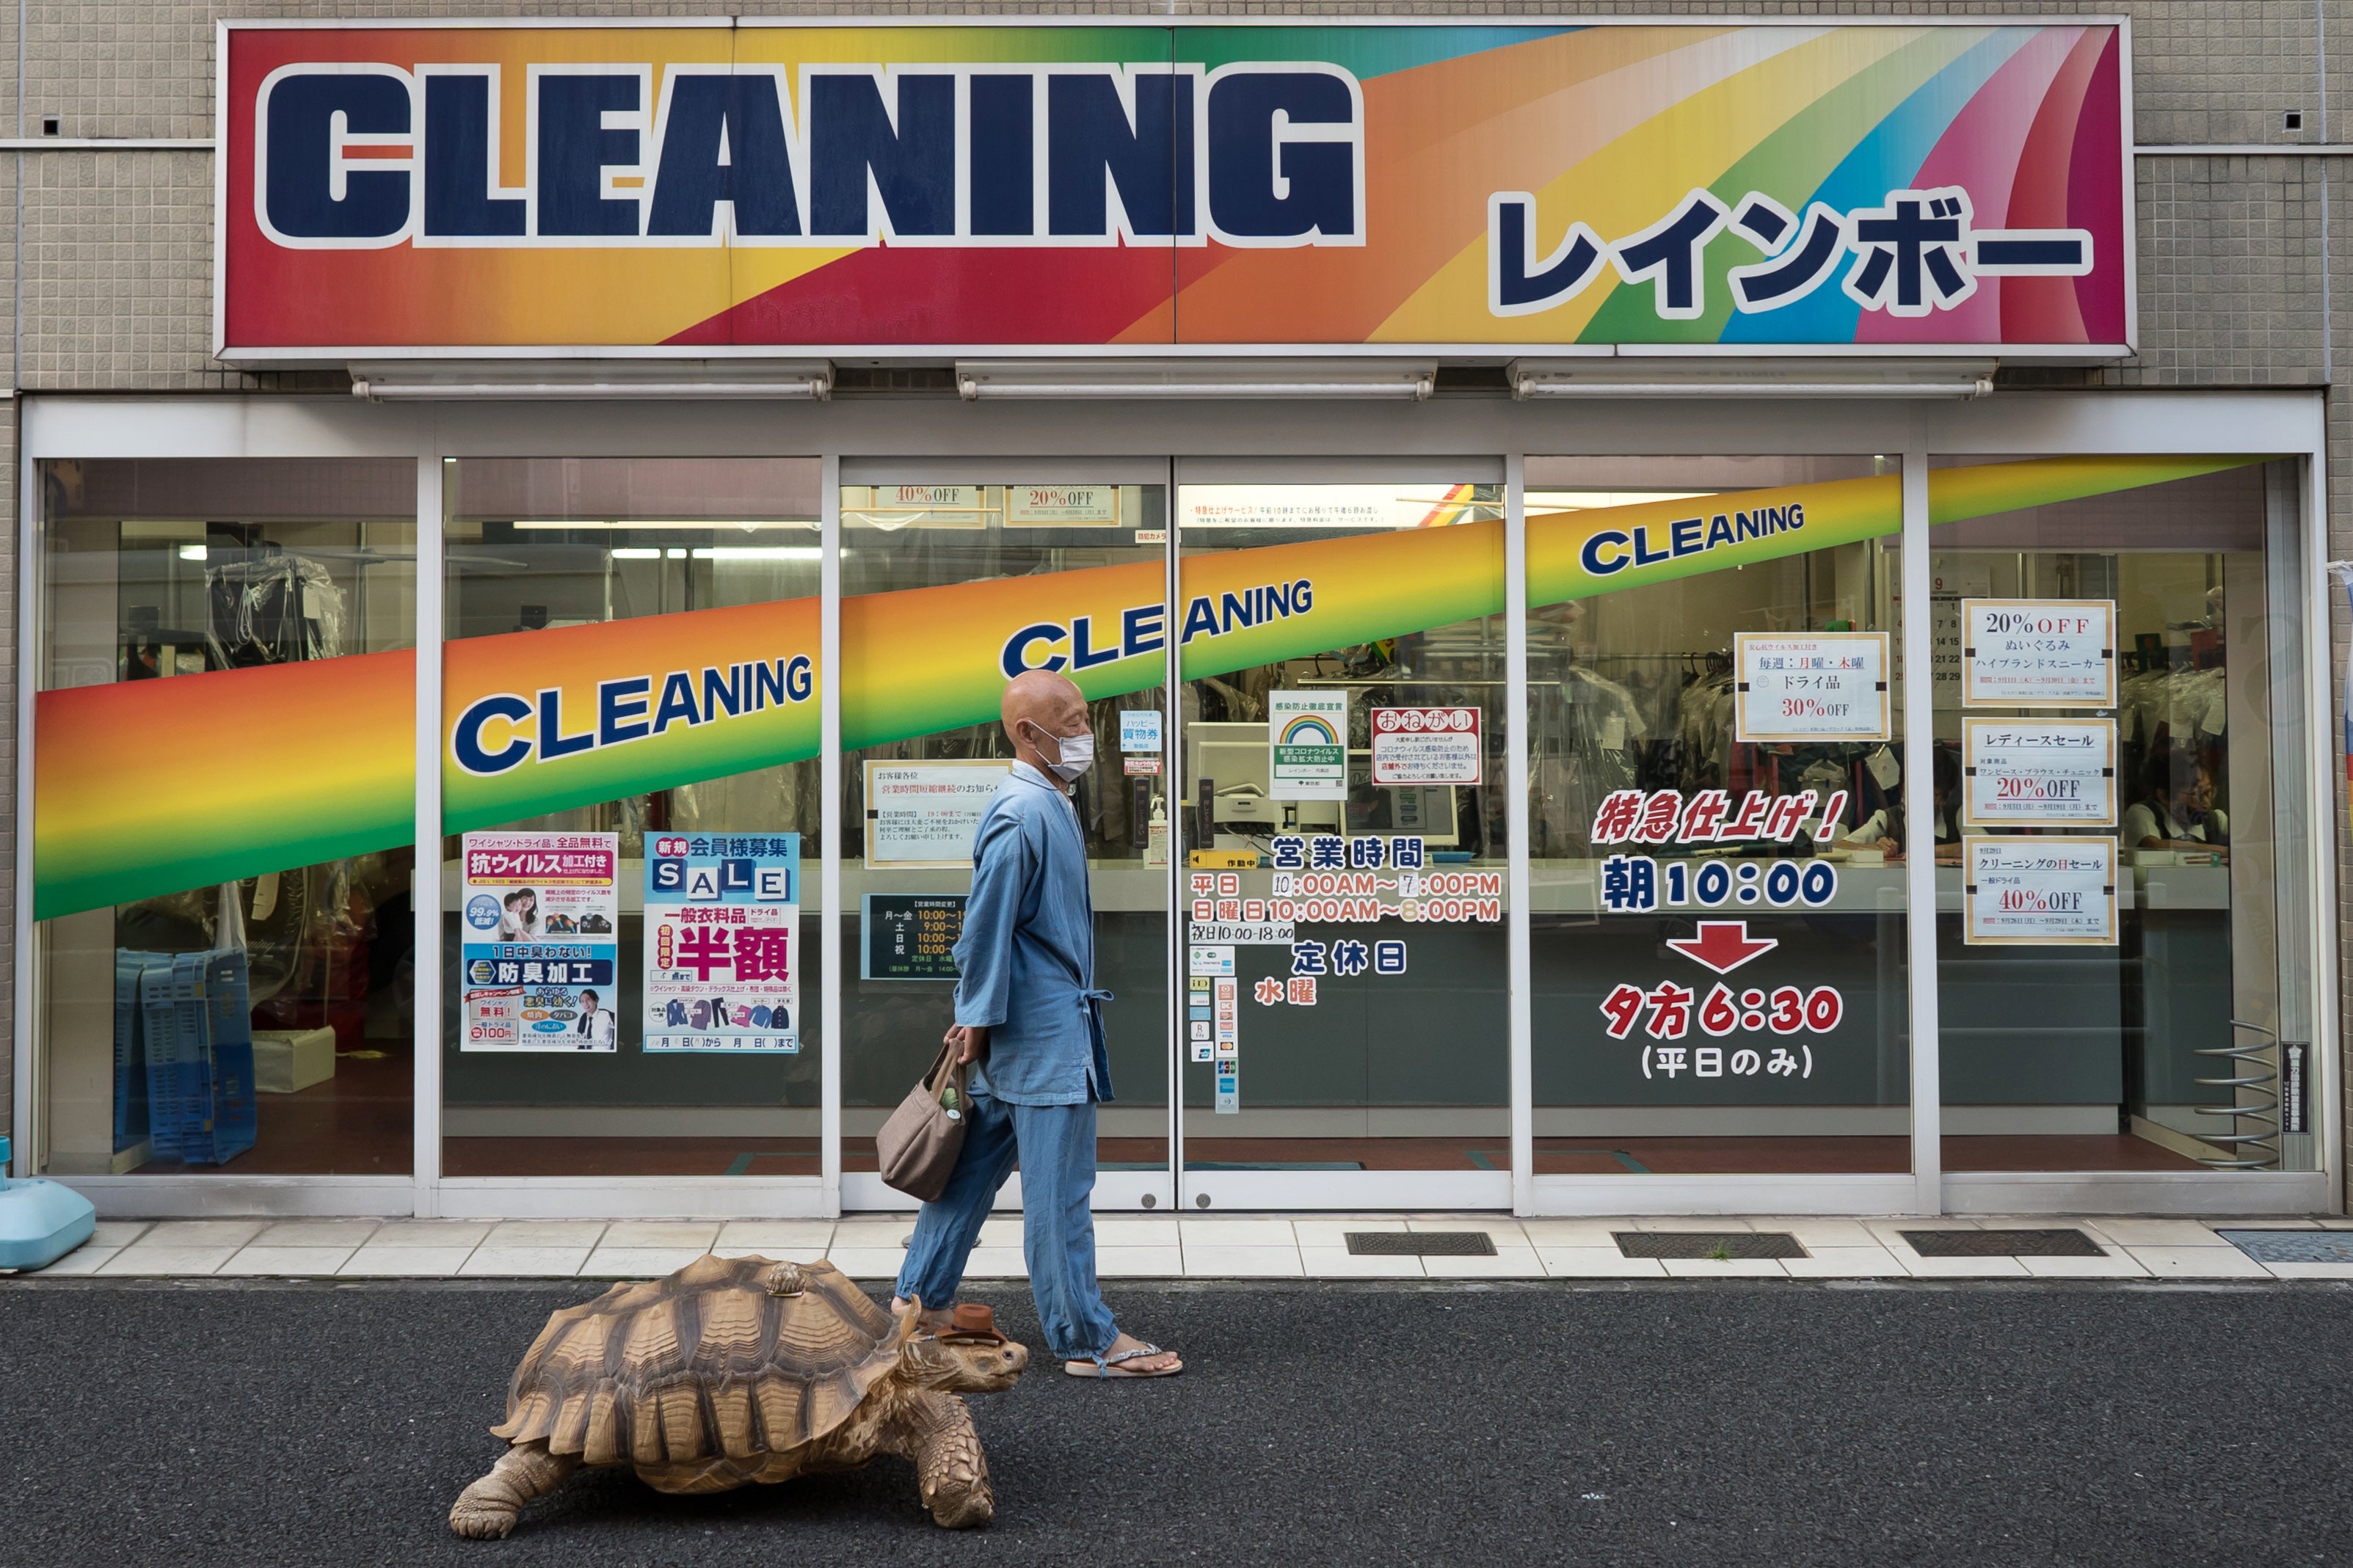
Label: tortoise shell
xmin=491 ymin=1255 xmax=908 ymax=1470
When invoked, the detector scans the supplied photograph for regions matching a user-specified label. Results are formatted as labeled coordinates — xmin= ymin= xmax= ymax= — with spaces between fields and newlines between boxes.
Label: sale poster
xmin=644 ymin=833 xmax=801 ymax=1053
xmin=1734 ymin=632 xmax=1891 ymax=743
xmin=459 ymin=831 xmax=620 ymax=1052
xmin=1963 ymin=836 xmax=2117 ymax=946
xmin=1963 ymin=718 xmax=2117 ymax=827
xmin=1962 ymin=599 xmax=2117 ymax=707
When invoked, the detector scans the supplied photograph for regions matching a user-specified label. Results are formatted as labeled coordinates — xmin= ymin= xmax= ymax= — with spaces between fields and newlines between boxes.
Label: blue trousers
xmin=893 ymin=1088 xmax=1119 ymax=1363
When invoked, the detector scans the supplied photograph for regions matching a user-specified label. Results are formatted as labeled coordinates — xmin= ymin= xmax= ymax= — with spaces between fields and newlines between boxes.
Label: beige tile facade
xmin=0 ymin=2 xmax=2344 ymax=1175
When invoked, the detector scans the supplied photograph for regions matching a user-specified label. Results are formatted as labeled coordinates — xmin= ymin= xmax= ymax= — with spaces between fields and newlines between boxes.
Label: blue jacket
xmin=953 ymin=762 xmax=1114 ymax=1105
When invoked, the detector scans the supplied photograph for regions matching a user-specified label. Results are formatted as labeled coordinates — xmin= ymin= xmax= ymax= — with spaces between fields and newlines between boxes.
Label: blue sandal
xmin=1066 ymin=1342 xmax=1184 ymax=1378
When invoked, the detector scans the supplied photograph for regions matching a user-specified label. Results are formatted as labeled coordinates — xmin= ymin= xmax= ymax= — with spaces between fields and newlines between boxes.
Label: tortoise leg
xmin=448 ymin=1439 xmax=581 ymax=1539
xmin=897 ymin=1392 xmax=994 ymax=1528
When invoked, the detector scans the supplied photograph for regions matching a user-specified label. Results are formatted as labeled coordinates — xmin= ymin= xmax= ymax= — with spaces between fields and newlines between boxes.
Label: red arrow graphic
xmin=1664 ymin=921 xmax=1779 ymax=975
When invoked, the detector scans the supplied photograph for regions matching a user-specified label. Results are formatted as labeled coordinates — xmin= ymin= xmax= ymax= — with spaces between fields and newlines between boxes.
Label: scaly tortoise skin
xmin=448 ymin=1255 xmax=1027 ymax=1537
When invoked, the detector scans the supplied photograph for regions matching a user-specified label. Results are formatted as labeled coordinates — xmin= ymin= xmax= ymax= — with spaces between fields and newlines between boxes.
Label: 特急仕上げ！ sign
xmin=218 ymin=21 xmax=2131 ymax=354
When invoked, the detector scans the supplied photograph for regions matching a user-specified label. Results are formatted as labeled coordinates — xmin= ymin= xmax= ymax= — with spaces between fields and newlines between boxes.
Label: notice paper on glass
xmin=1734 ymin=632 xmax=1891 ymax=743
xmin=458 ymin=831 xmax=620 ymax=1052
xmin=1963 ymin=718 xmax=2117 ymax=828
xmin=1005 ymin=484 xmax=1120 ymax=525
xmin=644 ymin=833 xmax=801 ymax=1052
xmin=1370 ymin=705 xmax=1482 ymax=786
xmin=1961 ymin=599 xmax=2116 ymax=707
xmin=1270 ymin=690 xmax=1349 ymax=801
xmin=1963 ymin=836 xmax=2117 ymax=946
xmin=865 ymin=759 xmax=1012 ymax=867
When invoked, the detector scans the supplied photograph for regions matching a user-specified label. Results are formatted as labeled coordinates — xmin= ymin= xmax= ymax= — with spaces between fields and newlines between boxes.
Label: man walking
xmin=892 ymin=669 xmax=1183 ymax=1379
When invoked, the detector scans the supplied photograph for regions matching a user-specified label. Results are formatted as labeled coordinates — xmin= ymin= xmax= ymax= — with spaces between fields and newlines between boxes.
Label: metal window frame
xmin=10 ymin=387 xmax=2330 ymax=1219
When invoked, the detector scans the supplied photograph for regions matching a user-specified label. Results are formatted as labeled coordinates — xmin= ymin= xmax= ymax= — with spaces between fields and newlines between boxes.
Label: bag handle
xmin=922 ymin=1039 xmax=964 ymax=1095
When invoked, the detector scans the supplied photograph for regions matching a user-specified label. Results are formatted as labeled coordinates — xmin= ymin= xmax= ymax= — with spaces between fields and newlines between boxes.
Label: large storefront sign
xmin=219 ymin=21 xmax=2129 ymax=353
xmin=32 ymin=454 xmax=2261 ymax=918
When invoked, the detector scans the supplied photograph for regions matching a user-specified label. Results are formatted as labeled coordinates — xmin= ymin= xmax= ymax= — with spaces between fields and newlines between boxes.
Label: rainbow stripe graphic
xmin=222 ymin=22 xmax=2127 ymax=351
xmin=35 ymin=456 xmax=2259 ymax=918
xmin=1278 ymin=715 xmax=1342 ymax=747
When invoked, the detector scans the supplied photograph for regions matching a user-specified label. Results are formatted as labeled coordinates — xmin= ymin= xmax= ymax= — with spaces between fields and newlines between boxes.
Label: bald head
xmin=1004 ymin=670 xmax=1087 ymax=778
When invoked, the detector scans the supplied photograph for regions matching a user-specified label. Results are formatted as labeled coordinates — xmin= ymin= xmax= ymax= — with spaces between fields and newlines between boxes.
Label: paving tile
xmin=98 ymin=1246 xmax=237 ymax=1276
xmin=366 ymin=1221 xmax=495 ymax=1247
xmin=217 ymin=1246 xmax=360 ymax=1277
xmin=958 ymin=1247 xmax=1030 ymax=1277
xmin=1424 ymin=1247 xmax=1546 ymax=1278
xmin=714 ymin=1222 xmax=835 ymax=1252
xmin=1089 ymin=1218 xmax=1181 ymax=1246
xmin=484 ymin=1222 xmax=607 ymax=1248
xmin=580 ymin=1247 xmax=715 ymax=1277
xmin=1180 ymin=1244 xmax=1304 ymax=1277
xmin=88 ymin=1222 xmax=151 ymax=1248
xmin=1896 ymin=1256 xmax=2032 ymax=1278
xmin=2019 ymin=1253 xmax=2149 ymax=1278
xmin=1780 ymin=1247 xmax=1909 ymax=1277
xmin=599 ymin=1222 xmax=721 ymax=1249
xmin=2257 ymin=1261 xmax=2353 ymax=1280
xmin=138 ymin=1220 xmax=267 ymax=1247
xmin=2081 ymin=1218 xmax=2223 ymax=1247
xmin=1756 ymin=1217 xmax=1878 ymax=1248
xmin=29 ymin=1245 xmax=120 ymax=1276
xmin=459 ymin=1247 xmax=592 ymax=1277
xmin=252 ymin=1221 xmax=382 ymax=1247
xmin=338 ymin=1247 xmax=479 ymax=1277
xmin=2125 ymin=1245 xmax=2273 ymax=1279
xmin=1094 ymin=1246 xmax=1185 ymax=1277
xmin=1300 ymin=1246 xmax=1425 ymax=1278
xmin=828 ymin=1222 xmax=916 ymax=1250
xmin=823 ymin=1247 xmax=909 ymax=1280
xmin=1628 ymin=1217 xmax=1756 ymax=1232
xmin=972 ymin=1218 xmax=1027 ymax=1247
xmin=1291 ymin=1218 xmax=1405 ymax=1247
xmin=1177 ymin=1219 xmax=1299 ymax=1247
xmin=1538 ymin=1247 xmax=1667 ymax=1279
xmin=1406 ymin=1217 xmax=1530 ymax=1239
xmin=1659 ymin=1257 xmax=1789 ymax=1278
xmin=1517 ymin=1219 xmax=1626 ymax=1247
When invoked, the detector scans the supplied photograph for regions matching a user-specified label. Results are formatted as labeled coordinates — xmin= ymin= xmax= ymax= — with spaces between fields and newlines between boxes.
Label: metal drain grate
xmin=1613 ymin=1232 xmax=1808 ymax=1260
xmin=2216 ymin=1228 xmax=2353 ymax=1263
xmin=1900 ymin=1228 xmax=2104 ymax=1258
xmin=1345 ymin=1231 xmax=1496 ymax=1256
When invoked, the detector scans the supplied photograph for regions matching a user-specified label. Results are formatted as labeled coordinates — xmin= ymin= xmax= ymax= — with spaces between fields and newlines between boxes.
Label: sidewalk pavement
xmin=18 ymin=1212 xmax=2353 ymax=1281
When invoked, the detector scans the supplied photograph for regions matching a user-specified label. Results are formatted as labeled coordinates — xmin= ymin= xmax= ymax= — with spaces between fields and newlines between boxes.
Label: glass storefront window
xmin=1176 ymin=480 xmax=1508 ymax=1176
xmin=1526 ymin=456 xmax=1910 ymax=1176
xmin=441 ymin=459 xmax=822 ymax=1178
xmin=32 ymin=459 xmax=418 ymax=1175
xmin=1924 ymin=456 xmax=2316 ymax=1173
xmin=838 ymin=481 xmax=1170 ymax=1184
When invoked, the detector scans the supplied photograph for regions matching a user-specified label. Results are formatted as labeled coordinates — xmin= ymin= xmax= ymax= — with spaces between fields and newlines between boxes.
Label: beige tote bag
xmin=875 ymin=1041 xmax=970 ymax=1202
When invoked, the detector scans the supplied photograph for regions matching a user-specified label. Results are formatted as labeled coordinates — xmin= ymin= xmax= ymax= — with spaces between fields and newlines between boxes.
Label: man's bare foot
xmin=1064 ymin=1330 xmax=1182 ymax=1378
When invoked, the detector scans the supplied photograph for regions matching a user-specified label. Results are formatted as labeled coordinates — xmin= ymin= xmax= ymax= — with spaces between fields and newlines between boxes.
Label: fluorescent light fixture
xmin=957 ymin=358 xmax=1436 ymax=401
xmin=511 ymin=519 xmax=818 ymax=530
xmin=666 ymin=548 xmax=686 ymax=559
xmin=1510 ymin=357 xmax=1997 ymax=400
xmin=609 ymin=547 xmax=661 ymax=560
xmin=691 ymin=546 xmax=821 ymax=561
xmin=349 ymin=360 xmax=832 ymax=401
xmin=1527 ymin=490 xmax=1713 ymax=514
xmin=177 ymin=544 xmax=208 ymax=561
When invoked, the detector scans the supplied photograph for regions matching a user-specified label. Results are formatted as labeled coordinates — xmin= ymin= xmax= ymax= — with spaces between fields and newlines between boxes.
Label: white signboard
xmin=1120 ymin=710 xmax=1163 ymax=753
xmin=1270 ymin=690 xmax=1348 ymax=801
xmin=1006 ymin=484 xmax=1120 ymax=525
xmin=1370 ymin=706 xmax=1482 ymax=786
xmin=644 ymin=834 xmax=801 ymax=1053
xmin=458 ymin=831 xmax=621 ymax=1052
xmin=1734 ymin=632 xmax=1891 ymax=743
xmin=1963 ymin=836 xmax=2117 ymax=946
xmin=864 ymin=759 xmax=1013 ymax=867
xmin=1963 ymin=718 xmax=2117 ymax=827
xmin=1963 ymin=599 xmax=2116 ymax=708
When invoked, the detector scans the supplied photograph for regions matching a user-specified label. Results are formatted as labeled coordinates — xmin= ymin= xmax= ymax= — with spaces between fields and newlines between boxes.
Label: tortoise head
xmin=895 ymin=1302 xmax=1029 ymax=1391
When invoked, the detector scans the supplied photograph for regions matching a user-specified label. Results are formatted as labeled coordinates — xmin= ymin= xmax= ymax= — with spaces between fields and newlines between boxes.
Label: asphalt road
xmin=4 ymin=1277 xmax=2351 ymax=1567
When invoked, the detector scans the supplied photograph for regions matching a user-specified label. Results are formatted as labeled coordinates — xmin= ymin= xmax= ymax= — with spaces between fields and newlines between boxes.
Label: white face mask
xmin=1024 ymin=721 xmax=1095 ymax=782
